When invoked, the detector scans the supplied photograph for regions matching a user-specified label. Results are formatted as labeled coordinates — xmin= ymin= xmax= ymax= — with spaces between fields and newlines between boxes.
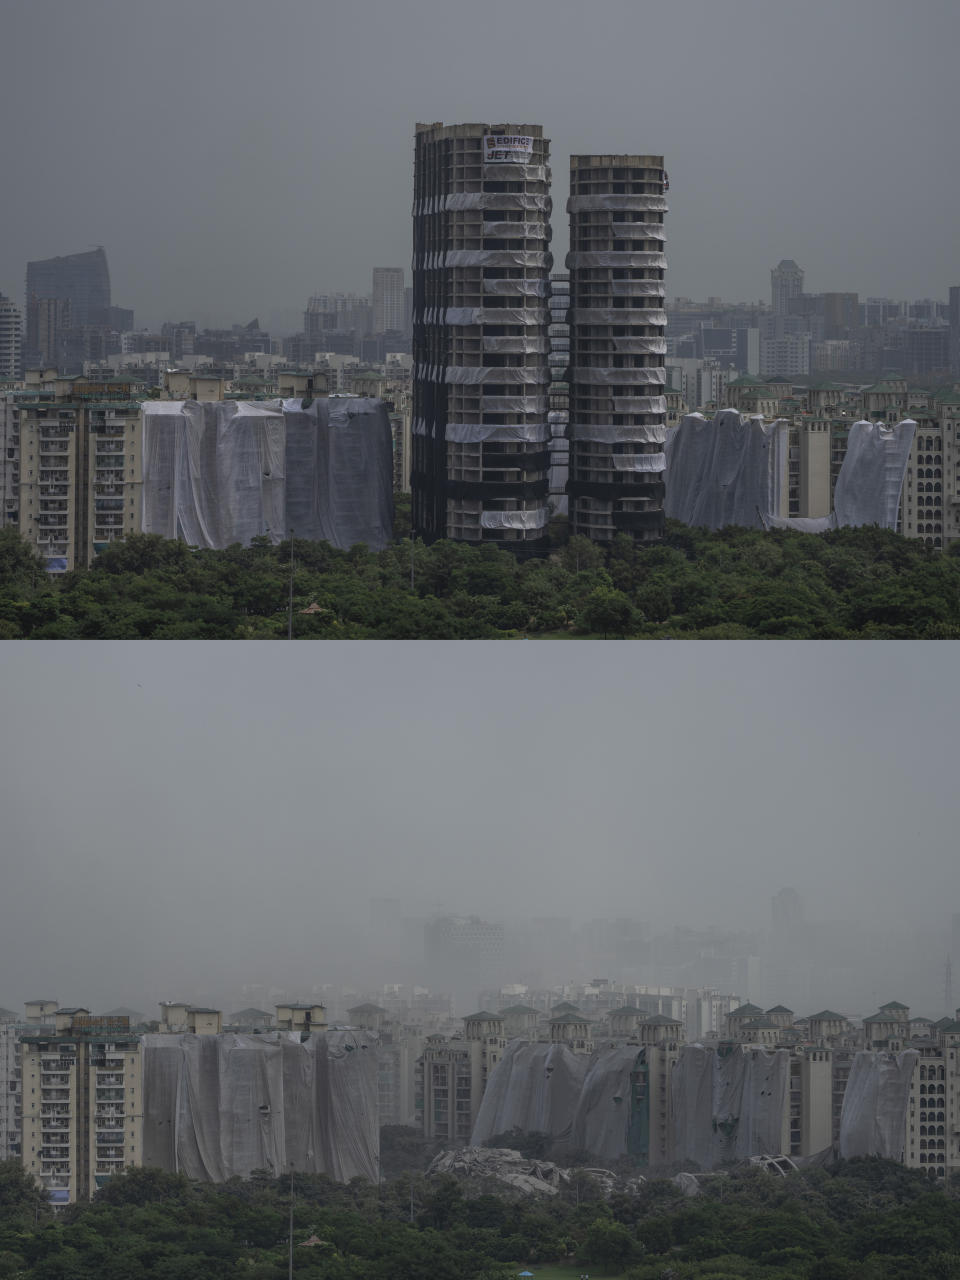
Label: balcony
xmin=95 ymin=442 xmax=124 ymax=454
xmin=96 ymin=1073 xmax=124 ymax=1086
xmin=39 ymin=486 xmax=69 ymax=497
xmin=41 ymin=1072 xmax=70 ymax=1085
xmin=95 ymin=1107 xmax=125 ymax=1120
xmin=94 ymin=484 xmax=124 ymax=496
xmin=39 ymin=444 xmax=70 ymax=456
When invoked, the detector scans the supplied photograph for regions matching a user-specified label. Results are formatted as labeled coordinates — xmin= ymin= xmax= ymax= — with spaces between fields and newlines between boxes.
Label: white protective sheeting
xmin=479 ymin=508 xmax=550 ymax=530
xmin=610 ymin=282 xmax=667 ymax=298
xmin=142 ymin=400 xmax=286 ymax=549
xmin=567 ymin=1046 xmax=643 ymax=1164
xmin=425 ymin=308 xmax=546 ymax=327
xmin=610 ymin=338 xmax=668 ymax=355
xmin=566 ymin=253 xmax=667 ymax=271
xmin=569 ymin=424 xmax=667 ymax=444
xmin=281 ymin=397 xmax=394 ymax=552
xmin=414 ymin=193 xmax=552 ymax=213
xmin=567 ymin=194 xmax=668 ymax=213
xmin=445 ymin=367 xmax=545 ymax=385
xmin=670 ymin=1045 xmax=792 ymax=1170
xmin=480 ymin=396 xmax=549 ymax=414
xmin=838 ymin=1050 xmax=918 ymax=1161
xmin=142 ymin=1031 xmax=379 ymax=1183
xmin=481 ymin=336 xmax=551 ymax=354
xmin=664 ymin=411 xmax=787 ymax=530
xmin=761 ymin=419 xmax=917 ymax=534
xmin=142 ymin=398 xmax=393 ymax=552
xmin=568 ymin=308 xmax=668 ymax=326
xmin=471 ymin=1041 xmax=590 ymax=1147
xmin=478 ymin=222 xmax=550 ymax=238
xmin=571 ymin=368 xmax=666 ymax=386
xmin=434 ymin=251 xmax=551 ymax=269
xmin=445 ymin=422 xmax=550 ymax=444
xmin=612 ymin=453 xmax=666 ymax=472
xmin=835 ymin=420 xmax=916 ymax=528
xmin=483 ymin=278 xmax=549 ymax=296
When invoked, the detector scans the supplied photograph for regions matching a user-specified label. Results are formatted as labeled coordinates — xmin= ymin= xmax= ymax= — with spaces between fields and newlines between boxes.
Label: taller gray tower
xmin=771 ymin=259 xmax=804 ymax=314
xmin=412 ymin=122 xmax=553 ymax=553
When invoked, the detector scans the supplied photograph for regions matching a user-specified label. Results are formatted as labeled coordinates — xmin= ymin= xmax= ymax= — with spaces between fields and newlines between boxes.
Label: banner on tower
xmin=483 ymin=134 xmax=534 ymax=164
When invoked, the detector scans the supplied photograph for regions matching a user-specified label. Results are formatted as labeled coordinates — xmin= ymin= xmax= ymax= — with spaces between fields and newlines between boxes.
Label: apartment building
xmin=274 ymin=1003 xmax=327 ymax=1035
xmin=372 ymin=268 xmax=405 ymax=335
xmin=421 ymin=1012 xmax=506 ymax=1144
xmin=566 ymin=154 xmax=668 ymax=542
xmin=0 ymin=1019 xmax=23 ymax=1161
xmin=2 ymin=370 xmax=145 ymax=571
xmin=898 ymin=392 xmax=960 ymax=550
xmin=412 ymin=122 xmax=553 ymax=553
xmin=0 ymin=293 xmax=22 ymax=379
xmin=19 ymin=1010 xmax=142 ymax=1205
xmin=157 ymin=1003 xmax=223 ymax=1035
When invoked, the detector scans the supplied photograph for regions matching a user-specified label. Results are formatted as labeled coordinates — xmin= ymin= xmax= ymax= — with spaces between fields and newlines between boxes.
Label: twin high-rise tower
xmin=412 ymin=123 xmax=667 ymax=551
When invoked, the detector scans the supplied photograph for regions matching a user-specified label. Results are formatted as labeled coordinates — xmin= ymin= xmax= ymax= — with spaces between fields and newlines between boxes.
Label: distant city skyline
xmin=1 ymin=0 xmax=957 ymax=326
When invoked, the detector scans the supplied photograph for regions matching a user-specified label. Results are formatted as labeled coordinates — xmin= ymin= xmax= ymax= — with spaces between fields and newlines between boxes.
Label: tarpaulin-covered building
xmin=141 ymin=397 xmax=394 ymax=551
xmin=142 ymin=1030 xmax=379 ymax=1183
xmin=664 ymin=410 xmax=916 ymax=532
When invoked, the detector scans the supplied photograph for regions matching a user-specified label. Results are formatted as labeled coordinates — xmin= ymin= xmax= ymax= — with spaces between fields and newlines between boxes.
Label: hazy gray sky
xmin=1 ymin=0 xmax=957 ymax=328
xmin=1 ymin=643 xmax=956 ymax=1016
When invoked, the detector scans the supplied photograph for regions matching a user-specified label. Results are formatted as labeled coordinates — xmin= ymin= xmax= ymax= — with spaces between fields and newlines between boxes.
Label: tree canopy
xmin=0 ymin=1158 xmax=958 ymax=1280
xmin=1 ymin=520 xmax=958 ymax=640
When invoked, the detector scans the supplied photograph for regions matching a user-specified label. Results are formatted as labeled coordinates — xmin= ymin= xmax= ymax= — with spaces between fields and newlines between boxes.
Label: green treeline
xmin=3 ymin=518 xmax=960 ymax=639
xmin=2 ymin=1157 xmax=960 ymax=1280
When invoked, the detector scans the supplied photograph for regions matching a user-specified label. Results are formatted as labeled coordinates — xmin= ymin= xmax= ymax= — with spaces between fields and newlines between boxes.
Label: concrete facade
xmin=567 ymin=154 xmax=668 ymax=543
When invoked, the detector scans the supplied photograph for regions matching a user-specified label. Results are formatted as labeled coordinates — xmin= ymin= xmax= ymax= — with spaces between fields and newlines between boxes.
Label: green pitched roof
xmin=806 ymin=1010 xmax=845 ymax=1021
xmin=766 ymin=1005 xmax=794 ymax=1014
xmin=463 ymin=1010 xmax=500 ymax=1022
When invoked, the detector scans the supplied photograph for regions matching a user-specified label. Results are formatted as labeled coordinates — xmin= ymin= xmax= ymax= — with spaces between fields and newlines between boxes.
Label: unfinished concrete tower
xmin=412 ymin=123 xmax=553 ymax=553
xmin=566 ymin=155 xmax=668 ymax=542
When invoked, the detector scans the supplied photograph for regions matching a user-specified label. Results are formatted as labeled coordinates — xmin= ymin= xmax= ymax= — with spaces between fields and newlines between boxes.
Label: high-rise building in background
xmin=25 ymin=297 xmax=71 ymax=370
xmin=423 ymin=914 xmax=506 ymax=1010
xmin=372 ymin=267 xmax=405 ymax=334
xmin=0 ymin=293 xmax=23 ymax=379
xmin=771 ymin=259 xmax=804 ymax=314
xmin=566 ymin=154 xmax=668 ymax=542
xmin=25 ymin=248 xmax=111 ymax=328
xmin=412 ymin=122 xmax=552 ymax=553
